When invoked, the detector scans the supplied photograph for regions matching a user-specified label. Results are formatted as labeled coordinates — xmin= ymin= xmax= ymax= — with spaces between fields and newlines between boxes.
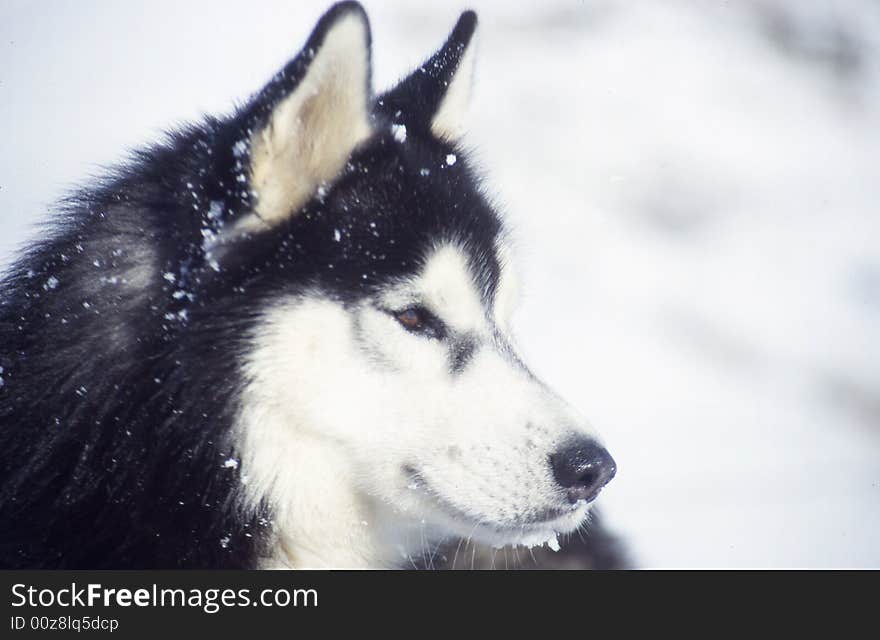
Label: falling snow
xmin=391 ymin=123 xmax=407 ymax=143
xmin=232 ymin=139 xmax=248 ymax=158
xmin=206 ymin=201 xmax=223 ymax=221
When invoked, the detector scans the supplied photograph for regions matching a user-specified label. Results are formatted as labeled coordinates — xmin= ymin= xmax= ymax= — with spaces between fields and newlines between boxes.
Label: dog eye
xmin=393 ymin=306 xmax=445 ymax=340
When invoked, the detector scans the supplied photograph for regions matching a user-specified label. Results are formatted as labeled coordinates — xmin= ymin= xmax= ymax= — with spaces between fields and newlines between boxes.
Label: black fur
xmin=376 ymin=10 xmax=477 ymax=136
xmin=0 ymin=3 xmax=626 ymax=569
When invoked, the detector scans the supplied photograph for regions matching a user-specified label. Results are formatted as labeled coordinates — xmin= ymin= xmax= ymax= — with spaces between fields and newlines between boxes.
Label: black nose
xmin=550 ymin=439 xmax=617 ymax=503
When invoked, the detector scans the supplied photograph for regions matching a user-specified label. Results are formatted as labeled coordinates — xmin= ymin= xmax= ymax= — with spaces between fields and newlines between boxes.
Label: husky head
xmin=205 ymin=3 xmax=616 ymax=567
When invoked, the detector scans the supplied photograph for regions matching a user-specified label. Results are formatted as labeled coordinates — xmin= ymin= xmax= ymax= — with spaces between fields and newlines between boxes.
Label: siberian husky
xmin=0 ymin=2 xmax=618 ymax=569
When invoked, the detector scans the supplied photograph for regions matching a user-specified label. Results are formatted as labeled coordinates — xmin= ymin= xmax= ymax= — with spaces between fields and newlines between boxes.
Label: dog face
xmin=218 ymin=4 xmax=615 ymax=564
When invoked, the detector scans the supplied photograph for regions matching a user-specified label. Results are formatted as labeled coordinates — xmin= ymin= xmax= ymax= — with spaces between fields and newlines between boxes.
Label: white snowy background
xmin=1 ymin=0 xmax=878 ymax=567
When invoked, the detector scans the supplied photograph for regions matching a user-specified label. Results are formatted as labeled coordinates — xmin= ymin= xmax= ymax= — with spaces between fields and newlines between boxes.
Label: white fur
xmin=235 ymin=243 xmax=602 ymax=568
xmin=493 ymin=241 xmax=519 ymax=334
xmin=378 ymin=245 xmax=486 ymax=333
xmin=237 ymin=11 xmax=372 ymax=234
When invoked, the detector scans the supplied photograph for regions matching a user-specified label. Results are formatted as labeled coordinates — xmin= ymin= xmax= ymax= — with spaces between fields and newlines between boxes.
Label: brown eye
xmin=391 ymin=306 xmax=446 ymax=340
xmin=397 ymin=308 xmax=423 ymax=330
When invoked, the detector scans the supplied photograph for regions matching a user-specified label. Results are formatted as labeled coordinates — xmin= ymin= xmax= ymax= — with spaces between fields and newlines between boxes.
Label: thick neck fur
xmin=232 ymin=296 xmax=425 ymax=569
xmin=237 ymin=405 xmax=411 ymax=569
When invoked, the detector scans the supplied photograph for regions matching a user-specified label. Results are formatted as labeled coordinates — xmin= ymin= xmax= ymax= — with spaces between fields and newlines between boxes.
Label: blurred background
xmin=1 ymin=0 xmax=878 ymax=567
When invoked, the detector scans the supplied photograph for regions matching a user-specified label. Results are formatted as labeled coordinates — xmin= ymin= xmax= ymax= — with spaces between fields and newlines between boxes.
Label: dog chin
xmin=470 ymin=503 xmax=592 ymax=552
xmin=417 ymin=493 xmax=593 ymax=553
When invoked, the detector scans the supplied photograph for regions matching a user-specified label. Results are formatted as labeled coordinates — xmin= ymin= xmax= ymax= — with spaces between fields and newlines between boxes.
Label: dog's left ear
xmin=239 ymin=2 xmax=373 ymax=232
xmin=377 ymin=11 xmax=478 ymax=142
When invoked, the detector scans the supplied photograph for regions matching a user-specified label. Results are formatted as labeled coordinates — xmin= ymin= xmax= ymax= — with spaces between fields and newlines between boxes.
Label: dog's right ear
xmin=236 ymin=2 xmax=373 ymax=234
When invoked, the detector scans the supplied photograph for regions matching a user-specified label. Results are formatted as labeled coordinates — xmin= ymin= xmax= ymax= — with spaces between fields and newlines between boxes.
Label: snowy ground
xmin=1 ymin=0 xmax=878 ymax=567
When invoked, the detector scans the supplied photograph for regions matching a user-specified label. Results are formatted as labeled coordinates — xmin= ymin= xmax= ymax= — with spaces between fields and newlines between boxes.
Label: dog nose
xmin=550 ymin=438 xmax=617 ymax=503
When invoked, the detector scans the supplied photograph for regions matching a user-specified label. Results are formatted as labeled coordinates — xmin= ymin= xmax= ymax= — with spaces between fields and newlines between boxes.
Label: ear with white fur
xmin=376 ymin=11 xmax=477 ymax=142
xmin=239 ymin=2 xmax=373 ymax=233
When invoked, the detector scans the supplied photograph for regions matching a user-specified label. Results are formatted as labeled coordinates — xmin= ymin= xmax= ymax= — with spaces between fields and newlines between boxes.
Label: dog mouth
xmin=402 ymin=465 xmax=592 ymax=551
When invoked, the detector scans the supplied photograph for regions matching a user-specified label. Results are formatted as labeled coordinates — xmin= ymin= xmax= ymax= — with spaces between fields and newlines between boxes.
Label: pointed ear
xmin=239 ymin=2 xmax=373 ymax=232
xmin=376 ymin=11 xmax=478 ymax=142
